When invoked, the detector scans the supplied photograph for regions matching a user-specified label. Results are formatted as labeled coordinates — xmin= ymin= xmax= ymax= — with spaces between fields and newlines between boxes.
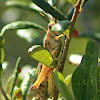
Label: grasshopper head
xmin=48 ymin=22 xmax=55 ymax=30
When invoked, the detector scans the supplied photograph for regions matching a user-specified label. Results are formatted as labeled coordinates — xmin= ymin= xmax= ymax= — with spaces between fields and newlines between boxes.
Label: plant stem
xmin=0 ymin=82 xmax=9 ymax=100
xmin=58 ymin=0 xmax=82 ymax=73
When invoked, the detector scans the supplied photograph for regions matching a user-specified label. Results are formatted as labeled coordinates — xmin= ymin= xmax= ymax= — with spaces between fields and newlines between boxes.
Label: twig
xmin=0 ymin=82 xmax=9 ymax=100
xmin=58 ymin=0 xmax=82 ymax=73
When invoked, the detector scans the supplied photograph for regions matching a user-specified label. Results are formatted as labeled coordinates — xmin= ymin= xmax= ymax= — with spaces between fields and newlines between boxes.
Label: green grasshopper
xmin=30 ymin=21 xmax=62 ymax=99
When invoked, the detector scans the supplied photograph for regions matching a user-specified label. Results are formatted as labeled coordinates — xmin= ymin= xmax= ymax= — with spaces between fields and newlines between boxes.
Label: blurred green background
xmin=0 ymin=0 xmax=100 ymax=90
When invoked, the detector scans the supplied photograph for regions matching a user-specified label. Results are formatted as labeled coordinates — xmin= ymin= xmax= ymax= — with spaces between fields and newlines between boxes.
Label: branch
xmin=0 ymin=82 xmax=9 ymax=100
xmin=58 ymin=0 xmax=82 ymax=73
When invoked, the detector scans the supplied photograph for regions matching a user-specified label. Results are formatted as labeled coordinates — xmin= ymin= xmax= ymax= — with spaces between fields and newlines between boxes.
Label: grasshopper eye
xmin=48 ymin=23 xmax=52 ymax=29
xmin=48 ymin=22 xmax=55 ymax=29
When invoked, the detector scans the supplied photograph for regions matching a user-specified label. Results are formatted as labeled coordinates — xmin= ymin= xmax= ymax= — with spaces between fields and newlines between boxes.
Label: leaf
xmin=13 ymin=86 xmax=22 ymax=99
xmin=0 ymin=64 xmax=3 ymax=80
xmin=48 ymin=0 xmax=58 ymax=7
xmin=6 ymin=1 xmax=51 ymax=20
xmin=0 ymin=48 xmax=4 ymax=64
xmin=97 ymin=66 xmax=100 ymax=100
xmin=1 ymin=21 xmax=46 ymax=35
xmin=51 ymin=20 xmax=71 ymax=32
xmin=0 ymin=35 xmax=5 ymax=79
xmin=31 ymin=0 xmax=66 ymax=21
xmin=28 ymin=45 xmax=56 ymax=68
xmin=65 ymin=75 xmax=72 ymax=86
xmin=6 ymin=74 xmax=15 ymax=93
xmin=72 ymin=40 xmax=98 ymax=100
xmin=0 ymin=35 xmax=5 ymax=64
xmin=66 ymin=6 xmax=74 ymax=20
xmin=54 ymin=69 xmax=72 ymax=100
xmin=20 ymin=68 xmax=36 ymax=99
xmin=10 ymin=57 xmax=21 ymax=97
xmin=0 ymin=35 xmax=4 ymax=47
xmin=52 ymin=0 xmax=58 ymax=6
xmin=66 ymin=0 xmax=77 ymax=4
xmin=6 ymin=1 xmax=43 ymax=12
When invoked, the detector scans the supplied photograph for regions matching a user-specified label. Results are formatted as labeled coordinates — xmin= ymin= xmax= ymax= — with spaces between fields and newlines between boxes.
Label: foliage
xmin=0 ymin=0 xmax=100 ymax=100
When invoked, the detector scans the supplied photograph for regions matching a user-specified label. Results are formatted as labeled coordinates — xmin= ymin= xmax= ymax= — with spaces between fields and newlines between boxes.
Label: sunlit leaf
xmin=72 ymin=40 xmax=98 ymax=100
xmin=31 ymin=0 xmax=66 ymax=21
xmin=54 ymin=69 xmax=72 ymax=100
xmin=28 ymin=45 xmax=56 ymax=68
xmin=10 ymin=57 xmax=21 ymax=97
xmin=48 ymin=0 xmax=57 ymax=7
xmin=20 ymin=68 xmax=36 ymax=99
xmin=66 ymin=0 xmax=85 ymax=7
xmin=0 ymin=35 xmax=5 ymax=79
xmin=0 ymin=35 xmax=5 ymax=64
xmin=66 ymin=0 xmax=77 ymax=4
xmin=65 ymin=75 xmax=72 ymax=86
xmin=0 ymin=48 xmax=4 ymax=64
xmin=6 ymin=74 xmax=15 ymax=93
xmin=51 ymin=20 xmax=71 ymax=32
xmin=13 ymin=86 xmax=22 ymax=99
xmin=6 ymin=1 xmax=43 ymax=12
xmin=1 ymin=21 xmax=46 ymax=35
xmin=6 ymin=1 xmax=51 ymax=20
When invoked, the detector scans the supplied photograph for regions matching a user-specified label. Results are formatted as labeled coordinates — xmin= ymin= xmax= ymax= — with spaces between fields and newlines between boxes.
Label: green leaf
xmin=66 ymin=0 xmax=85 ymax=8
xmin=20 ymin=68 xmax=36 ymax=99
xmin=0 ymin=35 xmax=5 ymax=64
xmin=0 ymin=64 xmax=3 ymax=79
xmin=72 ymin=40 xmax=98 ymax=100
xmin=65 ymin=75 xmax=72 ymax=86
xmin=0 ymin=35 xmax=5 ymax=79
xmin=28 ymin=45 xmax=56 ymax=68
xmin=10 ymin=57 xmax=21 ymax=97
xmin=1 ymin=21 xmax=46 ymax=35
xmin=31 ymin=0 xmax=66 ymax=21
xmin=66 ymin=6 xmax=74 ymax=20
xmin=48 ymin=0 xmax=57 ymax=7
xmin=0 ymin=48 xmax=4 ymax=64
xmin=6 ymin=1 xmax=51 ymax=20
xmin=51 ymin=20 xmax=71 ymax=32
xmin=54 ymin=69 xmax=72 ymax=100
xmin=6 ymin=1 xmax=43 ymax=12
xmin=6 ymin=74 xmax=15 ymax=93
xmin=52 ymin=0 xmax=58 ymax=6
xmin=0 ymin=35 xmax=4 ymax=47
xmin=66 ymin=0 xmax=77 ymax=4
xmin=97 ymin=66 xmax=100 ymax=100
xmin=13 ymin=86 xmax=22 ymax=99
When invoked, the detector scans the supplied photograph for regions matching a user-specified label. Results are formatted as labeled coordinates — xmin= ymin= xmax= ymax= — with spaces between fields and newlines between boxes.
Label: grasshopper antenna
xmin=39 ymin=12 xmax=51 ymax=22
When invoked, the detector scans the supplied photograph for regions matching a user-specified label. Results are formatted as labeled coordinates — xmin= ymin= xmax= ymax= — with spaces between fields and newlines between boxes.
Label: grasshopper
xmin=31 ymin=21 xmax=62 ymax=99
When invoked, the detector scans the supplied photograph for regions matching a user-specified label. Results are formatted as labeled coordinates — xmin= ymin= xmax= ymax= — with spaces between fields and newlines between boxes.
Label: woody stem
xmin=59 ymin=0 xmax=82 ymax=73
xmin=0 ymin=81 xmax=9 ymax=100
